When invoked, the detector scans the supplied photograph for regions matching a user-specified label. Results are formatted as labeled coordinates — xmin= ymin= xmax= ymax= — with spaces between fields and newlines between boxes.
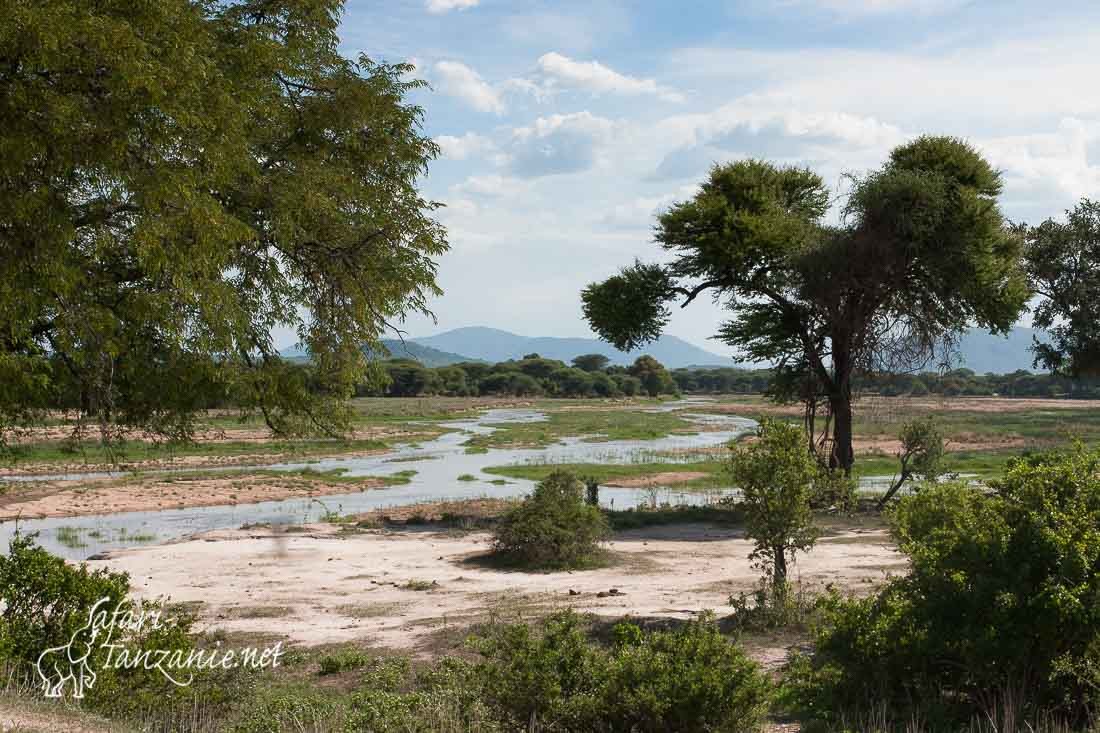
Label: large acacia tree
xmin=582 ymin=137 xmax=1028 ymax=473
xmin=0 ymin=0 xmax=446 ymax=444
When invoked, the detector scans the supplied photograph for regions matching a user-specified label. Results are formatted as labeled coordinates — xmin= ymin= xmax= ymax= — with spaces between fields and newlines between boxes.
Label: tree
xmin=0 ymin=0 xmax=447 ymax=446
xmin=582 ymin=137 xmax=1028 ymax=473
xmin=728 ymin=419 xmax=819 ymax=590
xmin=1025 ymin=198 xmax=1100 ymax=377
xmin=549 ymin=367 xmax=595 ymax=397
xmin=877 ymin=417 xmax=946 ymax=507
xmin=627 ymin=355 xmax=677 ymax=397
xmin=571 ymin=353 xmax=611 ymax=372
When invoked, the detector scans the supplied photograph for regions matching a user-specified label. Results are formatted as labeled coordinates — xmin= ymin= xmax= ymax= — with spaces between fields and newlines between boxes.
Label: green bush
xmin=0 ymin=534 xmax=243 ymax=723
xmin=491 ymin=471 xmax=610 ymax=569
xmin=318 ymin=648 xmax=372 ymax=675
xmin=0 ymin=532 xmax=129 ymax=683
xmin=471 ymin=610 xmax=771 ymax=732
xmin=346 ymin=657 xmax=501 ymax=732
xmin=601 ymin=612 xmax=771 ymax=732
xmin=783 ymin=446 xmax=1100 ymax=729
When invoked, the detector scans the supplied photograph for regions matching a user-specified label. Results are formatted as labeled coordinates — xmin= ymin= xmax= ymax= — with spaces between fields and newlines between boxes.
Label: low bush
xmin=318 ymin=648 xmax=372 ymax=675
xmin=491 ymin=471 xmax=610 ymax=569
xmin=783 ymin=446 xmax=1100 ymax=730
xmin=0 ymin=534 xmax=250 ymax=725
xmin=472 ymin=610 xmax=771 ymax=732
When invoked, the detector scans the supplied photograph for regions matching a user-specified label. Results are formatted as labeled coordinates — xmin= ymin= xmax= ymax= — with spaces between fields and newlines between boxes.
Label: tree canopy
xmin=1025 ymin=198 xmax=1100 ymax=377
xmin=0 ymin=0 xmax=447 ymax=444
xmin=582 ymin=136 xmax=1029 ymax=472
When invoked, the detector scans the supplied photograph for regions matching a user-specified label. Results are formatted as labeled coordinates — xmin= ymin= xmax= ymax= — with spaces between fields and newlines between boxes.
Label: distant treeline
xmin=367 ymin=354 xmax=1100 ymax=399
xmin=362 ymin=354 xmax=678 ymax=398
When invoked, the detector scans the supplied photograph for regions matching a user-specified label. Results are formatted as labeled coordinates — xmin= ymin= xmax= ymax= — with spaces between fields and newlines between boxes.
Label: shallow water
xmin=0 ymin=404 xmax=756 ymax=560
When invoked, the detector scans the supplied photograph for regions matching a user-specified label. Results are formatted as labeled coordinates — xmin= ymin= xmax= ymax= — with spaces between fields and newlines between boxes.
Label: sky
xmin=335 ymin=0 xmax=1100 ymax=358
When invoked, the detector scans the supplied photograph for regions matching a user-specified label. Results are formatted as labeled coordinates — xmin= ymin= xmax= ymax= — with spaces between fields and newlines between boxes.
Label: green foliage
xmin=729 ymin=580 xmax=821 ymax=633
xmin=1026 ymin=198 xmax=1100 ymax=377
xmin=629 ymin=355 xmax=680 ymax=397
xmin=729 ymin=419 xmax=820 ymax=586
xmin=347 ymin=656 xmax=501 ymax=732
xmin=600 ymin=613 xmax=771 ymax=732
xmin=491 ymin=471 xmax=610 ymax=569
xmin=785 ymin=446 xmax=1100 ymax=728
xmin=581 ymin=261 xmax=676 ymax=352
xmin=582 ymin=138 xmax=1029 ymax=473
xmin=0 ymin=533 xmax=129 ymax=681
xmin=0 ymin=0 xmax=447 ymax=443
xmin=472 ymin=610 xmax=770 ymax=733
xmin=878 ymin=416 xmax=947 ymax=506
xmin=572 ymin=353 xmax=611 ymax=372
xmin=0 ymin=534 xmax=218 ymax=720
xmin=318 ymin=648 xmax=371 ymax=675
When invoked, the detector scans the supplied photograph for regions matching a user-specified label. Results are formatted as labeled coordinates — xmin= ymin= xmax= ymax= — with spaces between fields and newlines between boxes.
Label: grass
xmin=483 ymin=460 xmax=729 ymax=490
xmin=2 ymin=436 xmax=390 ymax=468
xmin=461 ymin=406 xmax=701 ymax=451
xmin=55 ymin=526 xmax=87 ymax=548
xmin=456 ymin=473 xmax=478 ymax=481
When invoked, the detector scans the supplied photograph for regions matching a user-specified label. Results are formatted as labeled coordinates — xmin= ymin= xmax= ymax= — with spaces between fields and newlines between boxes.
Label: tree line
xmin=367 ymin=359 xmax=1100 ymax=400
xmin=367 ymin=353 xmax=678 ymax=398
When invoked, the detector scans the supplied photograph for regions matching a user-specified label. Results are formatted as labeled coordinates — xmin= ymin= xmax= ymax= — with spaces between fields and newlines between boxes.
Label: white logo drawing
xmin=36 ymin=597 xmax=111 ymax=699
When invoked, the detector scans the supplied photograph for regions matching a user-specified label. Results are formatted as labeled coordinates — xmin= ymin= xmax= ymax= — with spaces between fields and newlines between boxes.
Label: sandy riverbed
xmin=89 ymin=523 xmax=906 ymax=655
xmin=0 ymin=473 xmax=390 ymax=520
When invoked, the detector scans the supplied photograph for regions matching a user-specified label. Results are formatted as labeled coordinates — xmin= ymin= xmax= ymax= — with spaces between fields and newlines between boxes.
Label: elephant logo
xmin=36 ymin=597 xmax=112 ymax=699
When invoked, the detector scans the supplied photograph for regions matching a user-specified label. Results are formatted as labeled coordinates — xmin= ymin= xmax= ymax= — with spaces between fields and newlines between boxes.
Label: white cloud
xmin=433 ymin=61 xmax=504 ymax=114
xmin=453 ymin=174 xmax=532 ymax=198
xmin=435 ymin=132 xmax=496 ymax=161
xmin=980 ymin=118 xmax=1100 ymax=222
xmin=536 ymin=52 xmax=684 ymax=103
xmin=508 ymin=112 xmax=617 ymax=177
xmin=426 ymin=0 xmax=479 ymax=14
xmin=665 ymin=36 xmax=1100 ymax=131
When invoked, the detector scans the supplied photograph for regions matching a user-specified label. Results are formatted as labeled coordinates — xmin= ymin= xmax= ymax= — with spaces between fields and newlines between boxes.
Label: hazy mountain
xmin=376 ymin=339 xmax=477 ymax=367
xmin=281 ymin=325 xmax=1049 ymax=374
xmin=279 ymin=340 xmax=476 ymax=367
xmin=413 ymin=326 xmax=733 ymax=368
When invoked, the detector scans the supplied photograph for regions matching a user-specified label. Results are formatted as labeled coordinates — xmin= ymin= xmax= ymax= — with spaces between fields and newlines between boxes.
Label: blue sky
xmin=336 ymin=0 xmax=1100 ymax=358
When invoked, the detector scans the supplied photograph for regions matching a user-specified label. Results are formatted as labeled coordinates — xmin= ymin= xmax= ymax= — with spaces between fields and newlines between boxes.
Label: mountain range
xmin=411 ymin=327 xmax=731 ymax=368
xmin=280 ymin=325 xmax=1050 ymax=374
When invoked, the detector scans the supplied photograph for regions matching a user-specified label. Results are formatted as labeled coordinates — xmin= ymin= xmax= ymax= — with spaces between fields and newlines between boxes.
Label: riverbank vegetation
xmin=5 ymin=445 xmax=1100 ymax=731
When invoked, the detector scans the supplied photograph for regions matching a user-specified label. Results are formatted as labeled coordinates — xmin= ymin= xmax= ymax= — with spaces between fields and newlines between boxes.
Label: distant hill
xmin=279 ymin=325 xmax=1050 ymax=375
xmin=413 ymin=326 xmax=732 ymax=369
xmin=278 ymin=339 xmax=477 ymax=367
xmin=376 ymin=339 xmax=477 ymax=367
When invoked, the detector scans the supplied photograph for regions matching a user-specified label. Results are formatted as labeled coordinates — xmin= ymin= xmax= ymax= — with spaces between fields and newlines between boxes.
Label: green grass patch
xmin=483 ymin=460 xmax=730 ymax=490
xmin=3 ymin=437 xmax=389 ymax=467
xmin=462 ymin=408 xmax=700 ymax=451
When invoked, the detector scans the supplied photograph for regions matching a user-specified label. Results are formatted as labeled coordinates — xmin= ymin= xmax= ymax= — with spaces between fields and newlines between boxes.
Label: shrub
xmin=784 ymin=446 xmax=1100 ymax=729
xmin=877 ymin=416 xmax=947 ymax=507
xmin=491 ymin=471 xmax=610 ymax=569
xmin=346 ymin=657 xmax=501 ymax=733
xmin=318 ymin=648 xmax=371 ymax=675
xmin=0 ymin=534 xmax=235 ymax=722
xmin=729 ymin=419 xmax=820 ymax=589
xmin=471 ymin=610 xmax=770 ymax=732
xmin=601 ymin=612 xmax=771 ymax=732
xmin=0 ymin=532 xmax=129 ymax=683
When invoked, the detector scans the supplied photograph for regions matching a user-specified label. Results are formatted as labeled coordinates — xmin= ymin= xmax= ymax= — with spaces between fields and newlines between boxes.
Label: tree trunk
xmin=773 ymin=547 xmax=788 ymax=588
xmin=829 ymin=392 xmax=855 ymax=475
